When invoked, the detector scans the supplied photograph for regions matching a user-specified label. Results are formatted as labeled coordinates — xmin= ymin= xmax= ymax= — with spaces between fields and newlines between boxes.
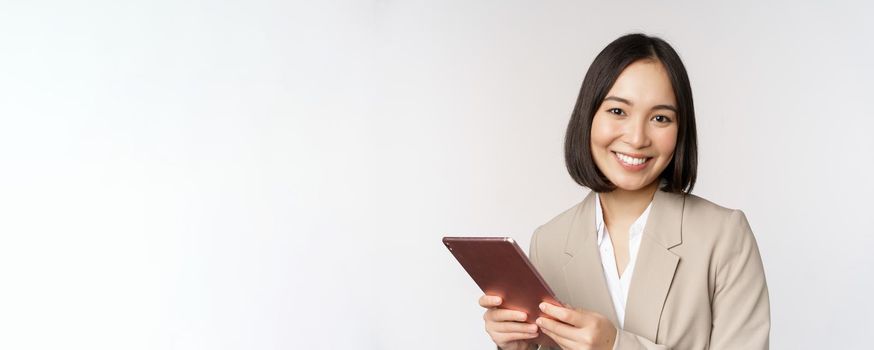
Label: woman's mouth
xmin=612 ymin=151 xmax=652 ymax=171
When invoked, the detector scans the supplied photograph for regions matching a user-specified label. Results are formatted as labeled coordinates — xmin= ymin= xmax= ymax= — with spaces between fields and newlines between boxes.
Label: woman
xmin=478 ymin=34 xmax=770 ymax=350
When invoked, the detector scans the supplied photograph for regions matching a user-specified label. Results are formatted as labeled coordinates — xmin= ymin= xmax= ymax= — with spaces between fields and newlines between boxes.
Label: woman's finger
xmin=486 ymin=308 xmax=528 ymax=322
xmin=491 ymin=331 xmax=539 ymax=344
xmin=539 ymin=302 xmax=585 ymax=327
xmin=491 ymin=320 xmax=539 ymax=334
xmin=540 ymin=303 xmax=594 ymax=328
xmin=539 ymin=324 xmax=573 ymax=349
xmin=478 ymin=295 xmax=502 ymax=308
xmin=536 ymin=316 xmax=578 ymax=341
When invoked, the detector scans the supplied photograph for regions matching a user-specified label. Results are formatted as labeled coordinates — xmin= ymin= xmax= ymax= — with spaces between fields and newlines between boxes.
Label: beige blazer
xmin=530 ymin=190 xmax=769 ymax=349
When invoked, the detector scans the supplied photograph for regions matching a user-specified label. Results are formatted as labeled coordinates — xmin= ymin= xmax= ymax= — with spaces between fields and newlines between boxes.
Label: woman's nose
xmin=623 ymin=119 xmax=650 ymax=149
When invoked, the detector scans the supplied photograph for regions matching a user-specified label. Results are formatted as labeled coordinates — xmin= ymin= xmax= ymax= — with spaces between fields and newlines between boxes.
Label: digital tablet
xmin=443 ymin=236 xmax=563 ymax=346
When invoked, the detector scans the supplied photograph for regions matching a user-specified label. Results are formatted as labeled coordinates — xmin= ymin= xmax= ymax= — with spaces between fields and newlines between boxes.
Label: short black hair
xmin=564 ymin=33 xmax=698 ymax=194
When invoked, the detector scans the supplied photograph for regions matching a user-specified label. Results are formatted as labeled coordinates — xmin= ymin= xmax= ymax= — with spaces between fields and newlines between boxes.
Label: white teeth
xmin=615 ymin=152 xmax=648 ymax=166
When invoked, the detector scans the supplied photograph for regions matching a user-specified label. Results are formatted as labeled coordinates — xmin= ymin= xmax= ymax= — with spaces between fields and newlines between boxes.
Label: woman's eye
xmin=608 ymin=108 xmax=625 ymax=116
xmin=653 ymin=115 xmax=673 ymax=123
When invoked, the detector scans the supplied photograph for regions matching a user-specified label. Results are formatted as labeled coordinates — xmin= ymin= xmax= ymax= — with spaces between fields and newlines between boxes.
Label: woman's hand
xmin=479 ymin=295 xmax=539 ymax=350
xmin=535 ymin=302 xmax=617 ymax=350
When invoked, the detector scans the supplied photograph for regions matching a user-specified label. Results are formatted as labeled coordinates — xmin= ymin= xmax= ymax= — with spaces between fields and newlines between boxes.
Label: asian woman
xmin=477 ymin=33 xmax=770 ymax=350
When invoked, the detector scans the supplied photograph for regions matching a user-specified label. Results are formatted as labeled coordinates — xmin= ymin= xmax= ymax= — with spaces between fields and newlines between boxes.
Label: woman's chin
xmin=609 ymin=177 xmax=657 ymax=192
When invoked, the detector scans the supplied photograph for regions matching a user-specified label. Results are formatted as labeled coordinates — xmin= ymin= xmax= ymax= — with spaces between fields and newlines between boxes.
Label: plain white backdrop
xmin=0 ymin=0 xmax=872 ymax=349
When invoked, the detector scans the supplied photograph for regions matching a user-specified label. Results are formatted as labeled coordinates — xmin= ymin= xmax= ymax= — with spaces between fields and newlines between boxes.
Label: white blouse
xmin=594 ymin=193 xmax=653 ymax=329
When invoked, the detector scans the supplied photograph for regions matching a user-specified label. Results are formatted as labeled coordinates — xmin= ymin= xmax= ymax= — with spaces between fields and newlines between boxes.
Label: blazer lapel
xmin=623 ymin=190 xmax=685 ymax=341
xmin=561 ymin=191 xmax=620 ymax=326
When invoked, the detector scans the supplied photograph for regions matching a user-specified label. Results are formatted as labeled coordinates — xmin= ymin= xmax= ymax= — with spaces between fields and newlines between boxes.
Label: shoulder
xmin=680 ymin=193 xmax=757 ymax=255
xmin=529 ymin=194 xmax=592 ymax=256
xmin=532 ymin=200 xmax=582 ymax=244
xmin=682 ymin=193 xmax=750 ymax=230
xmin=537 ymin=201 xmax=583 ymax=233
xmin=682 ymin=193 xmax=737 ymax=220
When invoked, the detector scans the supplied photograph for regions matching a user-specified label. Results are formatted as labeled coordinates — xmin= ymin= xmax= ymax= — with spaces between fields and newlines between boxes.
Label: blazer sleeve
xmin=708 ymin=209 xmax=770 ymax=349
xmin=610 ymin=209 xmax=770 ymax=350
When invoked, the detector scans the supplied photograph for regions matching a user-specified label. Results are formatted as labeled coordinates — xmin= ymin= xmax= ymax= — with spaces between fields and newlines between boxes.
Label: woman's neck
xmin=599 ymin=180 xmax=659 ymax=226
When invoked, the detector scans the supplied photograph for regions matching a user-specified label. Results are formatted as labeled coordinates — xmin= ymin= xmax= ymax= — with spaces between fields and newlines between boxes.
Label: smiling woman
xmin=565 ymin=34 xmax=697 ymax=195
xmin=589 ymin=60 xmax=681 ymax=194
xmin=477 ymin=34 xmax=769 ymax=350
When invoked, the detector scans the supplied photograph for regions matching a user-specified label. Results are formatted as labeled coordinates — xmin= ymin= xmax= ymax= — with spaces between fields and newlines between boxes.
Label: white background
xmin=1 ymin=1 xmax=872 ymax=349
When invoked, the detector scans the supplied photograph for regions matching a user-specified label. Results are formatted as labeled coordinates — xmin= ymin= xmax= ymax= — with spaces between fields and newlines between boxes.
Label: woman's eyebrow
xmin=652 ymin=104 xmax=678 ymax=113
xmin=604 ymin=96 xmax=632 ymax=105
xmin=604 ymin=95 xmax=677 ymax=113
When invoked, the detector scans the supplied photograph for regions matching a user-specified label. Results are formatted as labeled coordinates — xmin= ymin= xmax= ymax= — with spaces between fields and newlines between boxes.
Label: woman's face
xmin=590 ymin=59 xmax=679 ymax=192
